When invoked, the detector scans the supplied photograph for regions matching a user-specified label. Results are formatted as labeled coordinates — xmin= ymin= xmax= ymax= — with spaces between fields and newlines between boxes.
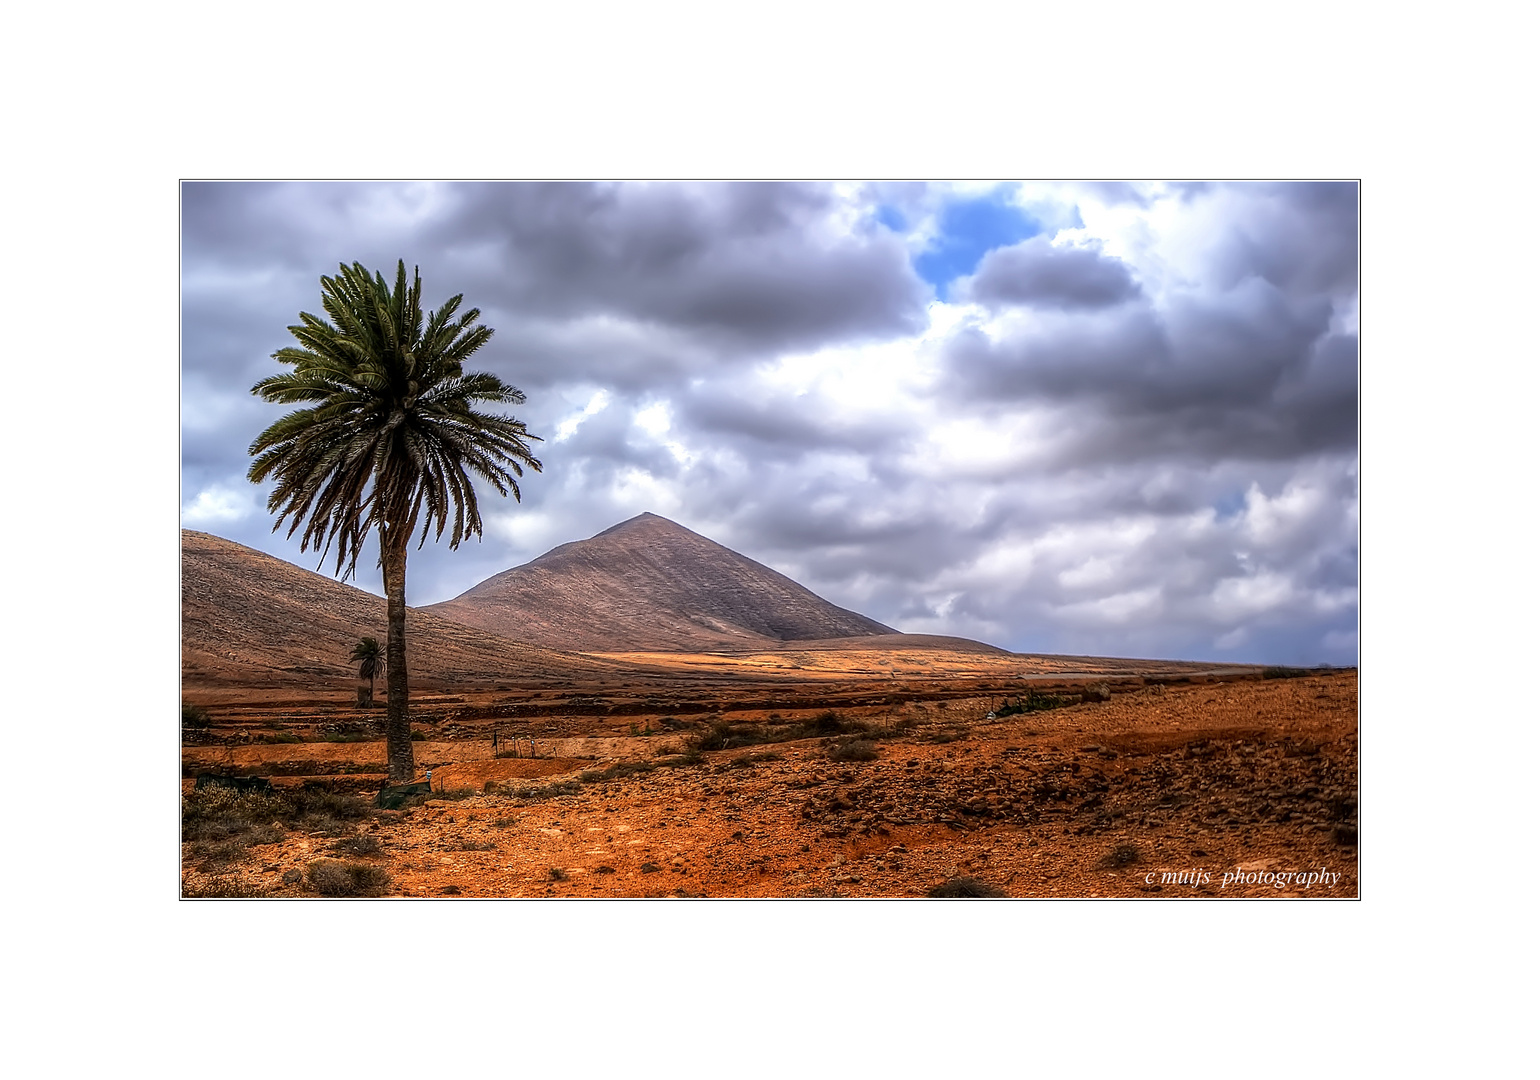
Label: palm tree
xmin=350 ymin=636 xmax=383 ymax=708
xmin=248 ymin=261 xmax=542 ymax=783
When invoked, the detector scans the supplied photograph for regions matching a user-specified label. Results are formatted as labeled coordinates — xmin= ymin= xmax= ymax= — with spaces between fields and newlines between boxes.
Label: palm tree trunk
xmin=382 ymin=530 xmax=415 ymax=784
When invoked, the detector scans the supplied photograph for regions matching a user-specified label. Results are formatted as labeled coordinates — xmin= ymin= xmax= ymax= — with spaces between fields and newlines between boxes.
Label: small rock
xmin=281 ymin=869 xmax=302 ymax=885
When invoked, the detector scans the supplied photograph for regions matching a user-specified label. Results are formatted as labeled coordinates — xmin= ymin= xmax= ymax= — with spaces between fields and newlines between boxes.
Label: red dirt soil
xmin=181 ymin=669 xmax=1357 ymax=899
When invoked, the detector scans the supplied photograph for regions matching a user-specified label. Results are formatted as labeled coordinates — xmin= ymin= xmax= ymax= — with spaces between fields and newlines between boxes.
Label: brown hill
xmin=424 ymin=513 xmax=898 ymax=653
xmin=181 ymin=530 xmax=651 ymax=692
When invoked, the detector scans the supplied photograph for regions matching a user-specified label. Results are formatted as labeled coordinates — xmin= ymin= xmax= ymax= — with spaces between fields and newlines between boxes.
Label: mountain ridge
xmin=180 ymin=529 xmax=656 ymax=691
xmin=424 ymin=512 xmax=898 ymax=653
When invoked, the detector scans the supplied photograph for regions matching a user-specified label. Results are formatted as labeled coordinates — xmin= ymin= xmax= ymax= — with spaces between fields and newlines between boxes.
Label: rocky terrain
xmin=181 ymin=670 xmax=1358 ymax=899
xmin=182 ymin=529 xmax=689 ymax=692
xmin=181 ymin=520 xmax=1355 ymax=899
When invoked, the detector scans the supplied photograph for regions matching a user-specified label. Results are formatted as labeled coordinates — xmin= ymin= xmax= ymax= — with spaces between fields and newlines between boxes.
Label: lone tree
xmin=248 ymin=261 xmax=541 ymax=783
xmin=350 ymin=636 xmax=382 ymax=708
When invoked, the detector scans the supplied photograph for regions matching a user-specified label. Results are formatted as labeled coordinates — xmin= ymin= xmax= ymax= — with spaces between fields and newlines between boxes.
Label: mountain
xmin=181 ymin=530 xmax=648 ymax=691
xmin=423 ymin=512 xmax=897 ymax=653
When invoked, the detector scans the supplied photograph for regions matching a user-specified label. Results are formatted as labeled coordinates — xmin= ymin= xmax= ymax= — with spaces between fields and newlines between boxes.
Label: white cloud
xmin=182 ymin=181 xmax=1357 ymax=664
xmin=1209 ymin=571 xmax=1296 ymax=621
xmin=1055 ymin=586 xmax=1164 ymax=626
xmin=181 ymin=485 xmax=256 ymax=526
xmin=1215 ymin=627 xmax=1250 ymax=649
xmin=552 ymin=389 xmax=612 ymax=442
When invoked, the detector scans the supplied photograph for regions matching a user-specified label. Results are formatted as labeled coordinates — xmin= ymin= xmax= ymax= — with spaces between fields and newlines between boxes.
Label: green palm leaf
xmin=246 ymin=260 xmax=542 ymax=782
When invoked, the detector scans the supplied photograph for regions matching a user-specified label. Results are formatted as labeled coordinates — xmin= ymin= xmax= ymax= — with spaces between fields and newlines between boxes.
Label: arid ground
xmin=181 ymin=663 xmax=1357 ymax=899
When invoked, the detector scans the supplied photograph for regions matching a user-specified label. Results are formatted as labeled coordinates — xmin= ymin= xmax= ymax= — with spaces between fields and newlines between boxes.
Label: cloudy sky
xmin=181 ymin=181 xmax=1358 ymax=666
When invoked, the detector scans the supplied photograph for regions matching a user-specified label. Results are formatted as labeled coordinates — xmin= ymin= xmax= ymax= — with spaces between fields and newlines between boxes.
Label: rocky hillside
xmin=181 ymin=530 xmax=648 ymax=691
xmin=423 ymin=513 xmax=898 ymax=653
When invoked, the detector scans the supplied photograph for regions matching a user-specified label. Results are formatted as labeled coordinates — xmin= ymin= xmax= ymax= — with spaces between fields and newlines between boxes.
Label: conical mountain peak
xmin=426 ymin=513 xmax=894 ymax=653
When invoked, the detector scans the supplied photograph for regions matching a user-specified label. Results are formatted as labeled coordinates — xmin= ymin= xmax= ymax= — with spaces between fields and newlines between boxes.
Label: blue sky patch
xmin=915 ymin=191 xmax=1040 ymax=294
xmin=875 ymin=204 xmax=906 ymax=233
xmin=1213 ymin=490 xmax=1249 ymax=520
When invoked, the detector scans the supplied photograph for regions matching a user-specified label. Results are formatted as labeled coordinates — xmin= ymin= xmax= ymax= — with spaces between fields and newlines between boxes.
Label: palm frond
xmin=247 ymin=261 xmax=542 ymax=579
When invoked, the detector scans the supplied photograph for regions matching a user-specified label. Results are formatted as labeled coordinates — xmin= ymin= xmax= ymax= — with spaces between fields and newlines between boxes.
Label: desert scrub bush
xmin=500 ymin=780 xmax=582 ymax=801
xmin=181 ymin=786 xmax=290 ymax=845
xmin=182 ymin=876 xmax=272 ymax=899
xmin=689 ymin=721 xmax=758 ymax=752
xmin=1098 ymin=843 xmax=1141 ymax=869
xmin=307 ymin=859 xmax=393 ymax=897
xmin=327 ymin=835 xmax=383 ymax=858
xmin=687 ymin=711 xmax=882 ymax=755
xmin=547 ymin=867 xmax=568 ymax=881
xmin=392 ymin=787 xmax=480 ymax=809
xmin=728 ymin=751 xmax=783 ymax=768
xmin=827 ymin=738 xmax=879 ymax=762
xmin=183 ymin=783 xmax=372 ymax=851
xmin=187 ymin=837 xmax=270 ymax=868
xmin=580 ymin=761 xmax=659 ymax=783
xmin=807 ymin=710 xmax=847 ymax=735
xmin=182 ymin=703 xmax=213 ymax=730
xmin=927 ymin=877 xmax=1007 ymax=898
xmin=1262 ymin=666 xmax=1312 ymax=679
xmin=992 ymin=691 xmax=1073 ymax=717
xmin=285 ymin=785 xmax=374 ymax=829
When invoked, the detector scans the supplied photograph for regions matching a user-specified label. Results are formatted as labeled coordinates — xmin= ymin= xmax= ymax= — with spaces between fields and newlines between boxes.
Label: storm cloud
xmin=963 ymin=236 xmax=1141 ymax=310
xmin=181 ymin=181 xmax=1358 ymax=666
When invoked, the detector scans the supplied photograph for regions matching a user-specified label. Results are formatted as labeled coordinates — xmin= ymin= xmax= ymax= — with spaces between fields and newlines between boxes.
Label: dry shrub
xmin=182 ymin=786 xmax=292 ymax=867
xmin=827 ymin=738 xmax=879 ymax=762
xmin=182 ymin=876 xmax=272 ymax=898
xmin=182 ymin=703 xmax=213 ymax=730
xmin=307 ymin=859 xmax=393 ymax=897
xmin=927 ymin=877 xmax=1007 ymax=898
xmin=327 ymin=835 xmax=383 ymax=858
xmin=728 ymin=751 xmax=783 ymax=768
xmin=1098 ymin=843 xmax=1141 ymax=869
